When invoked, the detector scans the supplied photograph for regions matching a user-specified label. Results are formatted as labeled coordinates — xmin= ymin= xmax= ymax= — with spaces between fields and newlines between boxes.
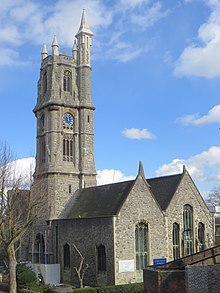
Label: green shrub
xmin=43 ymin=284 xmax=55 ymax=293
xmin=74 ymin=288 xmax=97 ymax=293
xmin=16 ymin=264 xmax=37 ymax=288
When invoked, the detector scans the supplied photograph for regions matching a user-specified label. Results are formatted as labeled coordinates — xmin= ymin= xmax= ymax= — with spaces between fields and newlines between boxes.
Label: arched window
xmin=63 ymin=70 xmax=71 ymax=92
xmin=198 ymin=222 xmax=205 ymax=251
xmin=172 ymin=223 xmax=180 ymax=260
xmin=183 ymin=204 xmax=193 ymax=256
xmin=63 ymin=135 xmax=74 ymax=161
xmin=63 ymin=244 xmax=70 ymax=270
xmin=43 ymin=71 xmax=47 ymax=93
xmin=135 ymin=222 xmax=148 ymax=271
xmin=97 ymin=245 xmax=106 ymax=272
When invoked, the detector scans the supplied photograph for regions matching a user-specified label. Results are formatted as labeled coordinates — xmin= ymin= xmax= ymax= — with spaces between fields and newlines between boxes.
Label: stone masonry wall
xmin=114 ymin=174 xmax=166 ymax=285
xmin=55 ymin=217 xmax=115 ymax=287
xmin=166 ymin=171 xmax=214 ymax=261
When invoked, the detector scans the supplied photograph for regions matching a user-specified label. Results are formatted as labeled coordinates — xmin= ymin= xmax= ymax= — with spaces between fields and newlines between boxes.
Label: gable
xmin=147 ymin=174 xmax=182 ymax=210
xmin=168 ymin=170 xmax=210 ymax=216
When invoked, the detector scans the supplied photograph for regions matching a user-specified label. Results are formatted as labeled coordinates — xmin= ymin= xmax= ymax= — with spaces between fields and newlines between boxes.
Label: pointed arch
xmin=63 ymin=243 xmax=70 ymax=270
xmin=63 ymin=70 xmax=72 ymax=92
xmin=135 ymin=222 xmax=148 ymax=270
xmin=183 ymin=204 xmax=193 ymax=256
xmin=172 ymin=222 xmax=180 ymax=260
xmin=97 ymin=244 xmax=106 ymax=272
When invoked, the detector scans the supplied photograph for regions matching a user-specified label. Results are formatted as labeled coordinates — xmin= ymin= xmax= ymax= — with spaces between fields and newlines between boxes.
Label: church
xmin=28 ymin=11 xmax=214 ymax=286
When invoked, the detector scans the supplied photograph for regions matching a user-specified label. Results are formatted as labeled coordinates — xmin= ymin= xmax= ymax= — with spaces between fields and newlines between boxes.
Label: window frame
xmin=198 ymin=222 xmax=205 ymax=251
xmin=183 ymin=204 xmax=194 ymax=256
xmin=63 ymin=243 xmax=70 ymax=270
xmin=63 ymin=70 xmax=72 ymax=92
xmin=97 ymin=244 xmax=106 ymax=273
xmin=135 ymin=222 xmax=148 ymax=271
xmin=172 ymin=222 xmax=180 ymax=260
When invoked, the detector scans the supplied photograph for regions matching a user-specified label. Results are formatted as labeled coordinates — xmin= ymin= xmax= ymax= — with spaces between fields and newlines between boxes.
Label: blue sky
xmin=1 ymin=0 xmax=220 ymax=198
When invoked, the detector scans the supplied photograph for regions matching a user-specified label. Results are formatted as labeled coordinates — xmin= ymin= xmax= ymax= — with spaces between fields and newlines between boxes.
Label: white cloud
xmin=174 ymin=0 xmax=220 ymax=77
xmin=106 ymin=41 xmax=143 ymax=62
xmin=122 ymin=128 xmax=156 ymax=139
xmin=118 ymin=0 xmax=150 ymax=10
xmin=0 ymin=26 xmax=22 ymax=45
xmin=11 ymin=148 xmax=220 ymax=198
xmin=0 ymin=48 xmax=30 ymax=67
xmin=0 ymin=0 xmax=170 ymax=65
xmin=10 ymin=157 xmax=134 ymax=187
xmin=176 ymin=104 xmax=220 ymax=126
xmin=155 ymin=146 xmax=220 ymax=197
xmin=0 ymin=0 xmax=112 ymax=66
xmin=97 ymin=169 xmax=135 ymax=185
xmin=6 ymin=157 xmax=35 ymax=189
xmin=131 ymin=2 xmax=169 ymax=29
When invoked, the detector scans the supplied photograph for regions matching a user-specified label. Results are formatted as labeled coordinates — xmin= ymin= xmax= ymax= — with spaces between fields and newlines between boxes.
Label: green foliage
xmin=73 ymin=283 xmax=144 ymax=293
xmin=16 ymin=264 xmax=37 ymax=288
xmin=74 ymin=288 xmax=97 ymax=293
xmin=42 ymin=284 xmax=55 ymax=293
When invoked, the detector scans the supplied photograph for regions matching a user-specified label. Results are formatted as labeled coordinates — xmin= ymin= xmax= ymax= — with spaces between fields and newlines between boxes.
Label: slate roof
xmin=64 ymin=180 xmax=134 ymax=219
xmin=148 ymin=173 xmax=183 ymax=210
xmin=63 ymin=173 xmax=183 ymax=219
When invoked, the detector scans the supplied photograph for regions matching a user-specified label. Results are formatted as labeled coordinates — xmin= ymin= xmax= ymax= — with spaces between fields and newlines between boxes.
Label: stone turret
xmin=75 ymin=9 xmax=93 ymax=67
xmin=52 ymin=35 xmax=59 ymax=56
xmin=41 ymin=43 xmax=48 ymax=60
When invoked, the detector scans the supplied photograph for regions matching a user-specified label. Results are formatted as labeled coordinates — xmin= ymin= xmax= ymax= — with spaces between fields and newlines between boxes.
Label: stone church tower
xmin=32 ymin=10 xmax=96 ymax=223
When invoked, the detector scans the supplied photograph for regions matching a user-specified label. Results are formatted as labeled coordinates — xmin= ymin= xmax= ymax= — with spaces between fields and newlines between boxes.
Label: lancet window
xmin=135 ymin=222 xmax=148 ymax=271
xmin=172 ymin=223 xmax=180 ymax=260
xmin=63 ymin=243 xmax=70 ymax=270
xmin=97 ymin=245 xmax=106 ymax=272
xmin=63 ymin=134 xmax=74 ymax=161
xmin=183 ymin=204 xmax=193 ymax=256
xmin=63 ymin=70 xmax=71 ymax=92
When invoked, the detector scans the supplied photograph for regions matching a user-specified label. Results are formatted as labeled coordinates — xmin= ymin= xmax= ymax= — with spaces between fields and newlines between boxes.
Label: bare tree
xmin=0 ymin=142 xmax=38 ymax=293
xmin=206 ymin=187 xmax=220 ymax=207
xmin=73 ymin=243 xmax=89 ymax=288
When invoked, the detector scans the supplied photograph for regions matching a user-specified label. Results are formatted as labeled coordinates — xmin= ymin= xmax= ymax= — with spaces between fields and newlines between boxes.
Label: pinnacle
xmin=76 ymin=9 xmax=93 ymax=36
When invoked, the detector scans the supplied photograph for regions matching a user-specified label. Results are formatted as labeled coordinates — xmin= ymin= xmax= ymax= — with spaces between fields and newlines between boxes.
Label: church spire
xmin=75 ymin=10 xmax=93 ymax=67
xmin=41 ymin=43 xmax=48 ymax=60
xmin=52 ymin=35 xmax=59 ymax=56
xmin=76 ymin=9 xmax=93 ymax=37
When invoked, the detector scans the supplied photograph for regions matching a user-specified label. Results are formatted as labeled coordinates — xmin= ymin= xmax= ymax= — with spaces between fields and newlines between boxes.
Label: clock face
xmin=63 ymin=113 xmax=74 ymax=126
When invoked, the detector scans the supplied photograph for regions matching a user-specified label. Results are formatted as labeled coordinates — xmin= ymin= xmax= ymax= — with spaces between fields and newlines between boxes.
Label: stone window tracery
xmin=63 ymin=134 xmax=74 ymax=161
xmin=135 ymin=222 xmax=148 ymax=271
xmin=63 ymin=70 xmax=71 ymax=92
xmin=183 ymin=204 xmax=193 ymax=256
